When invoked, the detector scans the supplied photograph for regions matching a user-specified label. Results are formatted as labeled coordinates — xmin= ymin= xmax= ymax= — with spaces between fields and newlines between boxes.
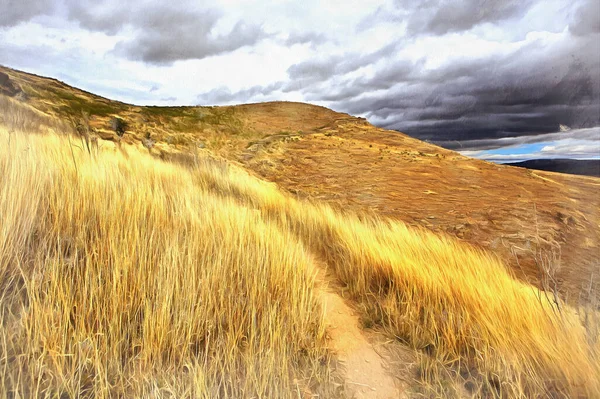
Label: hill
xmin=2 ymin=65 xmax=598 ymax=307
xmin=1 ymin=65 xmax=599 ymax=398
xmin=506 ymin=158 xmax=600 ymax=177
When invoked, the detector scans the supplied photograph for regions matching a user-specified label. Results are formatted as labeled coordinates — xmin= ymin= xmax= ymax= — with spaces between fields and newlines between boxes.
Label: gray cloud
xmin=293 ymin=32 xmax=599 ymax=149
xmin=540 ymin=141 xmax=600 ymax=156
xmin=64 ymin=1 xmax=269 ymax=64
xmin=462 ymin=136 xmax=600 ymax=161
xmin=570 ymin=0 xmax=600 ymax=36
xmin=115 ymin=18 xmax=266 ymax=64
xmin=0 ymin=0 xmax=48 ymax=27
xmin=404 ymin=0 xmax=537 ymax=35
xmin=444 ymin=127 xmax=600 ymax=151
xmin=286 ymin=41 xmax=398 ymax=83
xmin=359 ymin=0 xmax=537 ymax=35
xmin=194 ymin=1 xmax=598 ymax=152
xmin=284 ymin=31 xmax=327 ymax=47
xmin=65 ymin=0 xmax=130 ymax=34
xmin=197 ymin=81 xmax=284 ymax=104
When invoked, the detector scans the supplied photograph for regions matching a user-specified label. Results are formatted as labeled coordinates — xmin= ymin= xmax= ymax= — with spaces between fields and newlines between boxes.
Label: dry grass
xmin=0 ymin=95 xmax=72 ymax=135
xmin=0 ymin=121 xmax=599 ymax=398
xmin=207 ymin=165 xmax=600 ymax=397
xmin=0 ymin=127 xmax=332 ymax=398
xmin=245 ymin=128 xmax=600 ymax=308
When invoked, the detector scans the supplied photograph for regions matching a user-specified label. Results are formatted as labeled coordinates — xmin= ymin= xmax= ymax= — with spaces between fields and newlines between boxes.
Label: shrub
xmin=110 ymin=116 xmax=127 ymax=137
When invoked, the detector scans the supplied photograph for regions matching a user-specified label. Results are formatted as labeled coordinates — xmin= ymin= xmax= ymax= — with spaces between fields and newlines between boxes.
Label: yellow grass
xmin=0 ymin=121 xmax=598 ymax=397
xmin=0 ymin=128 xmax=331 ymax=398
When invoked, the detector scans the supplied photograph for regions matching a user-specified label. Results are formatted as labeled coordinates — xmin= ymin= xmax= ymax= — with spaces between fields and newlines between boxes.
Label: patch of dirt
xmin=316 ymin=267 xmax=408 ymax=399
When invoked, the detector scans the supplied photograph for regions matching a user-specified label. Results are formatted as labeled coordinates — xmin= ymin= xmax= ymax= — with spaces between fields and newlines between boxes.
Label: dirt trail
xmin=317 ymin=269 xmax=403 ymax=399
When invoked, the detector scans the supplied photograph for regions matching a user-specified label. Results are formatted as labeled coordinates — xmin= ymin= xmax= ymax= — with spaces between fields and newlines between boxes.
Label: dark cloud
xmin=0 ymin=0 xmax=48 ymax=27
xmin=64 ymin=1 xmax=268 ymax=64
xmin=293 ymin=34 xmax=600 ymax=149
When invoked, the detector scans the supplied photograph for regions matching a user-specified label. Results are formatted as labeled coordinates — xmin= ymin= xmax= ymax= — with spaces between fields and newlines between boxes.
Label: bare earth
xmin=317 ymin=266 xmax=404 ymax=399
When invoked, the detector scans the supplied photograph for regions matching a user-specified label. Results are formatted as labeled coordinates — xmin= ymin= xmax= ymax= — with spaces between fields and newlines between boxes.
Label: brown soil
xmin=316 ymin=266 xmax=408 ymax=399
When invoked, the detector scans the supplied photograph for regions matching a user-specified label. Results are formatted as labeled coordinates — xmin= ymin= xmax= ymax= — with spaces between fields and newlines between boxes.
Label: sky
xmin=1 ymin=0 xmax=599 ymax=161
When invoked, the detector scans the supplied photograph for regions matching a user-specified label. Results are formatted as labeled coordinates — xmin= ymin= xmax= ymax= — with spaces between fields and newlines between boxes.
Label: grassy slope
xmin=3 ymin=65 xmax=599 ymax=308
xmin=0 ymin=119 xmax=599 ymax=397
xmin=0 ymin=65 xmax=346 ymax=159
xmin=0 ymin=127 xmax=332 ymax=398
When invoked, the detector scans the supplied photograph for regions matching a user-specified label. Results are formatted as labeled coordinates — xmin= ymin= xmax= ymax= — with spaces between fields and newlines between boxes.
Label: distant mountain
xmin=506 ymin=159 xmax=600 ymax=177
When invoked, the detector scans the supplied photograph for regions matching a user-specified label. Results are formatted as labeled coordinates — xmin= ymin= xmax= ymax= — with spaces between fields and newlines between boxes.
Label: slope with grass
xmin=1 ymin=121 xmax=599 ymax=397
xmin=2 ymin=65 xmax=598 ymax=308
xmin=242 ymin=119 xmax=600 ymax=308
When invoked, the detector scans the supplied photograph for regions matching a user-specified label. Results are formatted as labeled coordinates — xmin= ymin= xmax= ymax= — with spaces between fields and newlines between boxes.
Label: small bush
xmin=110 ymin=116 xmax=127 ymax=137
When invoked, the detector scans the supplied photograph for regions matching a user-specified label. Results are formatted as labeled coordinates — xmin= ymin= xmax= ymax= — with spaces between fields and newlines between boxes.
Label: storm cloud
xmin=0 ymin=0 xmax=47 ymax=27
xmin=331 ymin=36 xmax=599 ymax=147
xmin=278 ymin=0 xmax=600 ymax=150
xmin=65 ymin=0 xmax=269 ymax=64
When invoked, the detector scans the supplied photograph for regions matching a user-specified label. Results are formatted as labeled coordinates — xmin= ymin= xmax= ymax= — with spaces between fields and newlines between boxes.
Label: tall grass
xmin=0 ymin=96 xmax=72 ymax=134
xmin=0 ymin=123 xmax=598 ymax=398
xmin=0 ymin=128 xmax=331 ymax=398
xmin=189 ymin=141 xmax=600 ymax=398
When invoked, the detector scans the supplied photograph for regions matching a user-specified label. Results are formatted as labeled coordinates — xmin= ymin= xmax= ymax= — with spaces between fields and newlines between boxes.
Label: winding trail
xmin=316 ymin=268 xmax=403 ymax=399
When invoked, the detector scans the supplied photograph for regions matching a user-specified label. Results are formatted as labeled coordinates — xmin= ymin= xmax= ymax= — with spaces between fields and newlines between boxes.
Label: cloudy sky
xmin=1 ymin=0 xmax=599 ymax=161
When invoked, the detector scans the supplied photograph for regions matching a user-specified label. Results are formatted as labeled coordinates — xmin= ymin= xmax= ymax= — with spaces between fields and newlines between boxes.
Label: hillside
xmin=2 ymin=65 xmax=597 ymax=307
xmin=1 ymin=65 xmax=600 ymax=398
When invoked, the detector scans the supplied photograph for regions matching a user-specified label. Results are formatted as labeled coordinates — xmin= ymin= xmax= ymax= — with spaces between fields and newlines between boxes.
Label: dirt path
xmin=317 ymin=270 xmax=403 ymax=399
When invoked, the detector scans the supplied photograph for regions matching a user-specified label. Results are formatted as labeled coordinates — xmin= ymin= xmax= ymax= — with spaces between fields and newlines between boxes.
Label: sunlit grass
xmin=0 ymin=128 xmax=331 ymax=398
xmin=200 ymin=150 xmax=600 ymax=397
xmin=0 ymin=120 xmax=598 ymax=397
